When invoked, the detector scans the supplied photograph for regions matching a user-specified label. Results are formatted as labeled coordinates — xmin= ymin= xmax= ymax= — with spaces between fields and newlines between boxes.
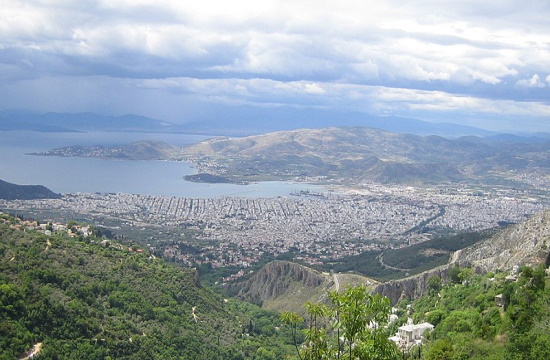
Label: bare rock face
xmin=229 ymin=211 xmax=550 ymax=307
xmin=457 ymin=210 xmax=550 ymax=272
xmin=374 ymin=210 xmax=550 ymax=304
xmin=373 ymin=265 xmax=454 ymax=305
xmin=229 ymin=261 xmax=326 ymax=306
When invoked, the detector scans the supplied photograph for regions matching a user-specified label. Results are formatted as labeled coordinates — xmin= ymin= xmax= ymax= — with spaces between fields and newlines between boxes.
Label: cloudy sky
xmin=1 ymin=0 xmax=549 ymax=132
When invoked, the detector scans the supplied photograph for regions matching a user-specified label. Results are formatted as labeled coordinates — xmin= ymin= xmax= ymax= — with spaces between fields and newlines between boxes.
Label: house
xmin=495 ymin=294 xmax=504 ymax=307
xmin=505 ymin=275 xmax=517 ymax=282
xmin=390 ymin=318 xmax=434 ymax=350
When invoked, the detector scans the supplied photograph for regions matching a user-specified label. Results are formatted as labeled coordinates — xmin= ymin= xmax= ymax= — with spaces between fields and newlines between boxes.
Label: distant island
xmin=30 ymin=140 xmax=186 ymax=161
xmin=0 ymin=179 xmax=60 ymax=200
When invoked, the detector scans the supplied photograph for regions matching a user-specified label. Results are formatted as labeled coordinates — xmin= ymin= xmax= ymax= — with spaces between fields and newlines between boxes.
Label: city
xmin=2 ymin=182 xmax=548 ymax=274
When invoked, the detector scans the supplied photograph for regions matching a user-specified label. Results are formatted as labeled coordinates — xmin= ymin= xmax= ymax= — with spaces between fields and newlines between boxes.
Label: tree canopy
xmin=282 ymin=285 xmax=399 ymax=360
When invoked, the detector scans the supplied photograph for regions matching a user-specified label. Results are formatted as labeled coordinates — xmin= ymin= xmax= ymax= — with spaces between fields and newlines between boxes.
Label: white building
xmin=389 ymin=318 xmax=434 ymax=350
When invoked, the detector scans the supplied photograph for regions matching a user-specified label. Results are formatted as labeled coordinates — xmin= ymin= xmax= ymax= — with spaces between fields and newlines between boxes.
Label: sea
xmin=0 ymin=131 xmax=324 ymax=198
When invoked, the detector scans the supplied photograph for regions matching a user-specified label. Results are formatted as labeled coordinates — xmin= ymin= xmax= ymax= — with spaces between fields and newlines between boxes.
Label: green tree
xmin=427 ymin=275 xmax=442 ymax=296
xmin=282 ymin=286 xmax=399 ymax=360
xmin=425 ymin=338 xmax=454 ymax=360
xmin=281 ymin=312 xmax=305 ymax=360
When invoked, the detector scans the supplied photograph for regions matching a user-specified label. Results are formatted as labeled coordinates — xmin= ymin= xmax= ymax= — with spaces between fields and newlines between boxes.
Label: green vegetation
xmin=319 ymin=230 xmax=495 ymax=281
xmin=0 ymin=213 xmax=295 ymax=359
xmin=408 ymin=264 xmax=550 ymax=359
xmin=184 ymin=173 xmax=243 ymax=184
xmin=3 ymin=209 xmax=550 ymax=360
xmin=282 ymin=286 xmax=399 ymax=360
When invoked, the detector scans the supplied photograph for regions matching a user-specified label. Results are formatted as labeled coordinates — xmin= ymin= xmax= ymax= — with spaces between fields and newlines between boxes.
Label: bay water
xmin=0 ymin=131 xmax=323 ymax=198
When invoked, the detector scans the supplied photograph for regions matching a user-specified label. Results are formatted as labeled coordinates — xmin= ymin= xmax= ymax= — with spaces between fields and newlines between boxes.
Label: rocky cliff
xmin=374 ymin=210 xmax=550 ymax=304
xmin=228 ymin=260 xmax=375 ymax=313
xmin=456 ymin=210 xmax=550 ymax=272
xmin=229 ymin=261 xmax=327 ymax=307
xmin=372 ymin=264 xmax=455 ymax=305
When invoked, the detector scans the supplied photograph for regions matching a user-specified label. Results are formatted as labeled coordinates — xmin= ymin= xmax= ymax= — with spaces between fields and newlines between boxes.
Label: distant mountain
xmin=486 ymin=133 xmax=550 ymax=143
xmin=0 ymin=179 xmax=60 ymax=200
xmin=181 ymin=126 xmax=550 ymax=185
xmin=171 ymin=105 xmax=495 ymax=137
xmin=0 ymin=110 xmax=172 ymax=133
xmin=0 ymin=108 xmax=497 ymax=138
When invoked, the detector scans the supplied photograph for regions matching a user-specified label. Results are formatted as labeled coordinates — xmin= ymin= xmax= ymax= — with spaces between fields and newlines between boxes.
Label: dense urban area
xmin=2 ymin=182 xmax=548 ymax=276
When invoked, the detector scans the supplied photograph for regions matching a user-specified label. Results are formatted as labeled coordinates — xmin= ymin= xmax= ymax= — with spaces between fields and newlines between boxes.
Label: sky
xmin=1 ymin=0 xmax=549 ymax=132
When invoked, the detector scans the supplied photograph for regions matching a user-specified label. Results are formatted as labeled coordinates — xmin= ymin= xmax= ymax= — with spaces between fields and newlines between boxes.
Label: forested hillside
xmin=0 ymin=213 xmax=294 ymax=360
xmin=408 ymin=265 xmax=550 ymax=359
xmin=3 ymin=210 xmax=550 ymax=360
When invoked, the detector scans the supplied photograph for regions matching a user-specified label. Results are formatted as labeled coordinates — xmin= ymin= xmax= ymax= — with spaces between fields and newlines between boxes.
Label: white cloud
xmin=304 ymin=83 xmax=325 ymax=94
xmin=516 ymin=74 xmax=547 ymax=88
xmin=1 ymin=0 xmax=550 ymax=131
xmin=135 ymin=76 xmax=550 ymax=119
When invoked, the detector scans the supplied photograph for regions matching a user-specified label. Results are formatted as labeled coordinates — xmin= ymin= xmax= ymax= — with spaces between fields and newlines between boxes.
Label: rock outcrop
xmin=456 ymin=210 xmax=550 ymax=272
xmin=229 ymin=260 xmax=326 ymax=307
xmin=374 ymin=210 xmax=550 ymax=304
xmin=373 ymin=265 xmax=455 ymax=305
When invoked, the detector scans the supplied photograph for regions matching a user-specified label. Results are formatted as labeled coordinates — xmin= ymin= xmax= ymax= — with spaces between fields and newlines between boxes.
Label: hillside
xmin=231 ymin=211 xmax=550 ymax=308
xmin=181 ymin=127 xmax=550 ymax=185
xmin=0 ymin=179 xmax=60 ymax=200
xmin=406 ymin=263 xmax=550 ymax=359
xmin=32 ymin=140 xmax=185 ymax=161
xmin=373 ymin=210 xmax=550 ymax=304
xmin=0 ymin=213 xmax=295 ymax=359
xmin=456 ymin=209 xmax=550 ymax=271
xmin=227 ymin=260 xmax=378 ymax=314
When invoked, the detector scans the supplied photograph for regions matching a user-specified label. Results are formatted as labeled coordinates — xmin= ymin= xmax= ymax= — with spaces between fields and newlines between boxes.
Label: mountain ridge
xmin=4 ymin=109 xmax=550 ymax=139
xmin=181 ymin=126 xmax=550 ymax=185
xmin=0 ymin=179 xmax=60 ymax=200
